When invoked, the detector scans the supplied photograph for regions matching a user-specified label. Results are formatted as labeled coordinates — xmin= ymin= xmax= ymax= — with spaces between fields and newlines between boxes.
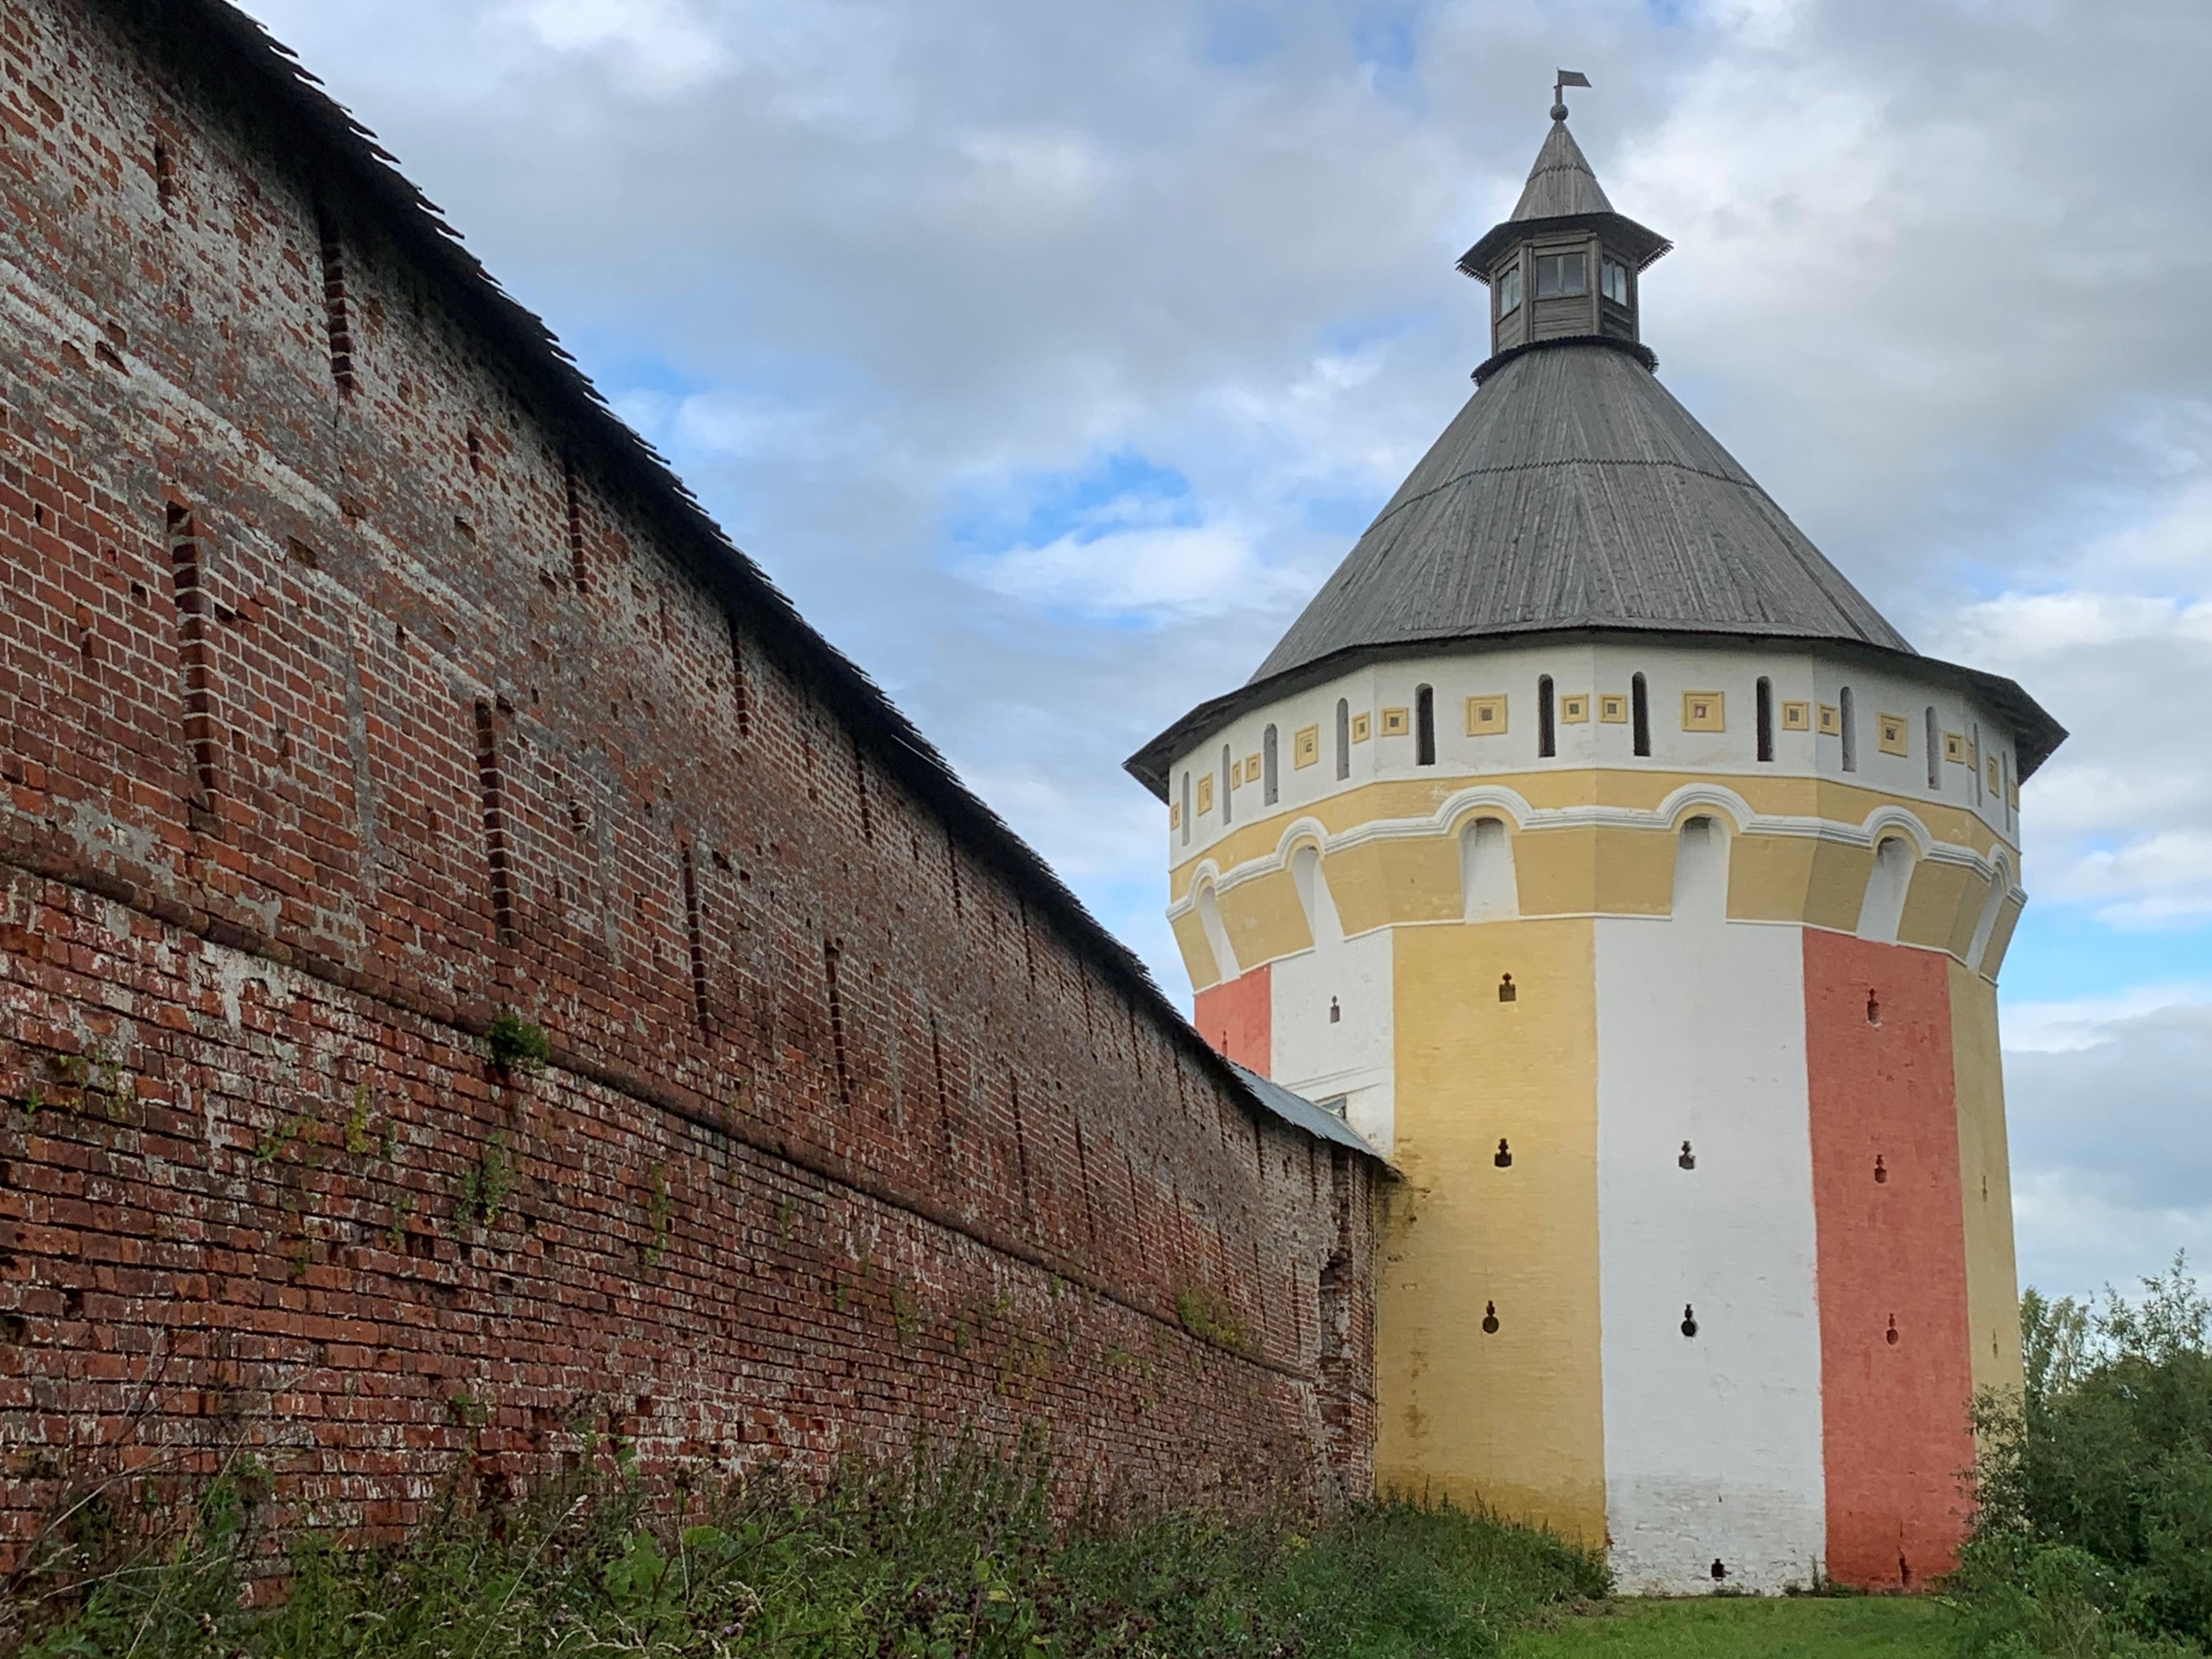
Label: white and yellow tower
xmin=1126 ymin=95 xmax=2065 ymax=1593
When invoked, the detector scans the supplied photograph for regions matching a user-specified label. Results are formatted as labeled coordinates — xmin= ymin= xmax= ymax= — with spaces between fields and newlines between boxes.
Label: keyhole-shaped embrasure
xmin=1680 ymin=1304 xmax=1699 ymax=1338
xmin=1982 ymin=1175 xmax=1989 ymax=1203
xmin=1866 ymin=989 xmax=1882 ymax=1025
xmin=1497 ymin=973 xmax=1517 ymax=1003
xmin=1481 ymin=1301 xmax=1499 ymax=1334
xmin=1874 ymin=1154 xmax=1888 ymax=1184
xmin=1328 ymin=996 xmax=1340 ymax=1024
xmin=1678 ymin=1140 xmax=1696 ymax=1171
xmin=1885 ymin=1314 xmax=1900 ymax=1346
xmin=1709 ymin=1559 xmax=1728 ymax=1582
xmin=1494 ymin=1138 xmax=1513 ymax=1169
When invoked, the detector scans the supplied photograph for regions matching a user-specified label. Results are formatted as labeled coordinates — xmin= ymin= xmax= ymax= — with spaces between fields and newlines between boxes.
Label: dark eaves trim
xmin=107 ymin=1 xmax=1380 ymax=1164
xmin=1471 ymin=332 xmax=1657 ymax=386
xmin=1124 ymin=626 xmax=2067 ymax=798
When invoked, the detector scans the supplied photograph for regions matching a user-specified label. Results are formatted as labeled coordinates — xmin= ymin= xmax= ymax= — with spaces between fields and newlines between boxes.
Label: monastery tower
xmin=1126 ymin=93 xmax=2064 ymax=1593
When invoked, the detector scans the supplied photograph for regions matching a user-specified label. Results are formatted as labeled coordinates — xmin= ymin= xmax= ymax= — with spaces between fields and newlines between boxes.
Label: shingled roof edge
xmin=114 ymin=1 xmax=1371 ymax=1158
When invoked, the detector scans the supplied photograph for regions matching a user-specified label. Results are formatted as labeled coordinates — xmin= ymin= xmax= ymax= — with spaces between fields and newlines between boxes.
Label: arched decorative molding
xmin=1438 ymin=784 xmax=1537 ymax=837
xmin=1857 ymin=804 xmax=1936 ymax=861
xmin=1655 ymin=781 xmax=1755 ymax=835
xmin=1270 ymin=816 xmax=1336 ymax=868
xmin=1856 ymin=833 xmax=1917 ymax=944
xmin=1966 ymin=850 xmax=2014 ymax=973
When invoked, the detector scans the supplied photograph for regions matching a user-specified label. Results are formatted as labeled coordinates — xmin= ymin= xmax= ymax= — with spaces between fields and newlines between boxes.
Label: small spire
xmin=1552 ymin=67 xmax=1591 ymax=122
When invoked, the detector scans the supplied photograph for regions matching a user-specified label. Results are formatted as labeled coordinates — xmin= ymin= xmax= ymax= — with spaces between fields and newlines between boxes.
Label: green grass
xmin=5 ymin=1443 xmax=1608 ymax=1657
xmin=1507 ymin=1595 xmax=1958 ymax=1658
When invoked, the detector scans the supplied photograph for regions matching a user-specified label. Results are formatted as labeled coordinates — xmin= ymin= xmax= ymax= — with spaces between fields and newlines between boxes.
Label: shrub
xmin=1954 ymin=1255 xmax=2212 ymax=1657
xmin=484 ymin=1009 xmax=551 ymax=1073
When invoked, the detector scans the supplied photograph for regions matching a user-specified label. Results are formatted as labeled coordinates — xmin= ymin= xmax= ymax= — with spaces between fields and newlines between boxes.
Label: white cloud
xmin=962 ymin=521 xmax=1308 ymax=623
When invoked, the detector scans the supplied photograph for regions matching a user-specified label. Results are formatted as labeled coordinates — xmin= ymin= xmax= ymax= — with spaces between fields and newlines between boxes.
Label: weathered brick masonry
xmin=0 ymin=0 xmax=1382 ymax=1564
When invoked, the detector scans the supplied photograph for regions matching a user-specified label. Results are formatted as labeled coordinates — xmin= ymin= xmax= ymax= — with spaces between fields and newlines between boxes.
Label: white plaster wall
xmin=1594 ymin=885 xmax=1827 ymax=1593
xmin=1169 ymin=639 xmax=2019 ymax=868
xmin=1271 ymin=931 xmax=1395 ymax=1154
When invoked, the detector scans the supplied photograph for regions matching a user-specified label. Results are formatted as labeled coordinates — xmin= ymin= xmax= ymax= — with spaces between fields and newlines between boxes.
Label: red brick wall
xmin=0 ymin=0 xmax=1378 ymax=1564
xmin=1803 ymin=931 xmax=1974 ymax=1590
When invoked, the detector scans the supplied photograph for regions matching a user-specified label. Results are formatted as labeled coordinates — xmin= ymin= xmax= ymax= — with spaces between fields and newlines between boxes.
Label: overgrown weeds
xmin=5 ymin=1438 xmax=1604 ymax=1657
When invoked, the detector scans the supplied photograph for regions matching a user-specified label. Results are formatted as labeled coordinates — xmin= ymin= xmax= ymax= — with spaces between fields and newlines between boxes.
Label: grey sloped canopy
xmin=1124 ymin=338 xmax=2066 ymax=793
xmin=1254 ymin=343 xmax=1913 ymax=682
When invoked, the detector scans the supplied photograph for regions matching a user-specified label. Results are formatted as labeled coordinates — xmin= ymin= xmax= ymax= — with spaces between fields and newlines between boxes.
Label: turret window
xmin=1262 ymin=724 xmax=1279 ymax=806
xmin=1839 ymin=687 xmax=1857 ymax=773
xmin=1220 ymin=744 xmax=1234 ymax=824
xmin=1601 ymin=257 xmax=1630 ymax=304
xmin=1755 ymin=677 xmax=1774 ymax=763
xmin=1538 ymin=676 xmax=1556 ymax=758
xmin=1335 ymin=698 xmax=1351 ymax=780
xmin=1631 ymin=673 xmax=1651 ymax=757
xmin=1534 ymin=251 xmax=1586 ymax=298
xmin=1495 ymin=264 xmax=1522 ymax=318
xmin=1414 ymin=685 xmax=1436 ymax=766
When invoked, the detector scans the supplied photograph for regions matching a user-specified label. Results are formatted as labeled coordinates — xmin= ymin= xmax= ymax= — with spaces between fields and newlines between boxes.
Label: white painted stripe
xmin=1595 ymin=889 xmax=1827 ymax=1593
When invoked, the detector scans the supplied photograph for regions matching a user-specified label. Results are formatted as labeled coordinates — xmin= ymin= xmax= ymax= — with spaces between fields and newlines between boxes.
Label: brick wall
xmin=0 ymin=0 xmax=1380 ymax=1565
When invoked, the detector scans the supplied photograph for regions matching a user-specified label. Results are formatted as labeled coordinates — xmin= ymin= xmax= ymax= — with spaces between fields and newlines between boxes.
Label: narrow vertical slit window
xmin=1971 ymin=723 xmax=1983 ymax=804
xmin=1631 ymin=672 xmax=1651 ymax=757
xmin=1180 ymin=771 xmax=1192 ymax=846
xmin=472 ymin=699 xmax=518 ymax=943
xmin=314 ymin=208 xmax=355 ymax=392
xmin=1840 ymin=686 xmax=1858 ymax=773
xmin=1414 ymin=685 xmax=1435 ymax=766
xmin=1335 ymin=698 xmax=1351 ymax=780
xmin=822 ymin=940 xmax=851 ymax=1105
xmin=1755 ymin=676 xmax=1774 ymax=762
xmin=1262 ymin=724 xmax=1279 ymax=806
xmin=562 ymin=455 xmax=588 ymax=593
xmin=1220 ymin=744 xmax=1233 ymax=824
xmin=850 ymin=738 xmax=873 ymax=842
xmin=152 ymin=138 xmax=175 ymax=209
xmin=726 ymin=615 xmax=751 ymax=737
xmin=1925 ymin=707 xmax=1940 ymax=790
xmin=164 ymin=503 xmax=222 ymax=802
xmin=680 ymin=841 xmax=710 ymax=1028
xmin=1538 ymin=675 xmax=1556 ymax=759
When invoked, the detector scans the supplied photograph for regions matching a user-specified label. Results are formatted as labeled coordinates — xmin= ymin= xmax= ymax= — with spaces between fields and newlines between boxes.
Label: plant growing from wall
xmin=485 ymin=1010 xmax=550 ymax=1074
xmin=457 ymin=1133 xmax=513 ymax=1227
xmin=1174 ymin=1285 xmax=1245 ymax=1349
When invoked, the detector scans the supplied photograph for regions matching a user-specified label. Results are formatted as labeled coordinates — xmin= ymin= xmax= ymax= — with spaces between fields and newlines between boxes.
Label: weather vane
xmin=1552 ymin=68 xmax=1590 ymax=121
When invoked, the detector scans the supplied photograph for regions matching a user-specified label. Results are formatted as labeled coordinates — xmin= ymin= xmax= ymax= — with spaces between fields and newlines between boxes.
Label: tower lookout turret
xmin=1126 ymin=94 xmax=2064 ymax=1595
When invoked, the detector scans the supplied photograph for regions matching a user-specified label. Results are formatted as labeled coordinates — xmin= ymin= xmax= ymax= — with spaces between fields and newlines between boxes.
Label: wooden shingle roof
xmin=1254 ymin=343 xmax=1915 ymax=680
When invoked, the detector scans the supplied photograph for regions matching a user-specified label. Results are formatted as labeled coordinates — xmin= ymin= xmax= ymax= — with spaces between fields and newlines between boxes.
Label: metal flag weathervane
xmin=1552 ymin=69 xmax=1590 ymax=121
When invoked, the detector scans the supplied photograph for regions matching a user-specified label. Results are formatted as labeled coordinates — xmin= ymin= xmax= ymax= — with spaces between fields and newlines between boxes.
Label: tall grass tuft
xmin=5 ymin=1439 xmax=1604 ymax=1658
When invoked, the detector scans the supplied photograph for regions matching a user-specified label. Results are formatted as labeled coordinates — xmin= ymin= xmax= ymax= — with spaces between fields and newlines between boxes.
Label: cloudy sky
xmin=236 ymin=0 xmax=2211 ymax=1303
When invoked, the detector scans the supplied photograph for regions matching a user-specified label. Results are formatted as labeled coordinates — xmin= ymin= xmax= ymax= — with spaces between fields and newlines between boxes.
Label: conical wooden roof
xmin=1509 ymin=119 xmax=1615 ymax=219
xmin=1249 ymin=344 xmax=1913 ymax=684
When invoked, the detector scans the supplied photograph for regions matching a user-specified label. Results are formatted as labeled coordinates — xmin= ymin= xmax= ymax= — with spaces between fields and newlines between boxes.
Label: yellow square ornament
xmin=1598 ymin=694 xmax=1628 ymax=724
xmin=1818 ymin=704 xmax=1841 ymax=736
xmin=1559 ymin=694 xmax=1589 ymax=724
xmin=1943 ymin=731 xmax=1968 ymax=764
xmin=1877 ymin=713 xmax=1909 ymax=756
xmin=1680 ymin=691 xmax=1725 ymax=732
xmin=1244 ymin=751 xmax=1261 ymax=782
xmin=1168 ymin=803 xmax=1181 ymax=829
xmin=1987 ymin=755 xmax=2002 ymax=795
xmin=1351 ymin=712 xmax=1371 ymax=743
xmin=1196 ymin=774 xmax=1214 ymax=814
xmin=1781 ymin=701 xmax=1810 ymax=731
xmin=1380 ymin=707 xmax=1409 ymax=737
xmin=1465 ymin=694 xmax=1508 ymax=736
xmin=1293 ymin=725 xmax=1320 ymax=769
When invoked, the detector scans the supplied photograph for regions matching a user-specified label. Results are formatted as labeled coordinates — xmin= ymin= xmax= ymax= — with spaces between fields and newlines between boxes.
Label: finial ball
xmin=1550 ymin=101 xmax=1569 ymax=121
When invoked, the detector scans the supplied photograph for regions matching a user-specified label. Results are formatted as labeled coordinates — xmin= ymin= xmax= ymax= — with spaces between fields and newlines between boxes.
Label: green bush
xmin=1953 ymin=1256 xmax=2212 ymax=1657
xmin=7 ymin=1440 xmax=1605 ymax=1658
